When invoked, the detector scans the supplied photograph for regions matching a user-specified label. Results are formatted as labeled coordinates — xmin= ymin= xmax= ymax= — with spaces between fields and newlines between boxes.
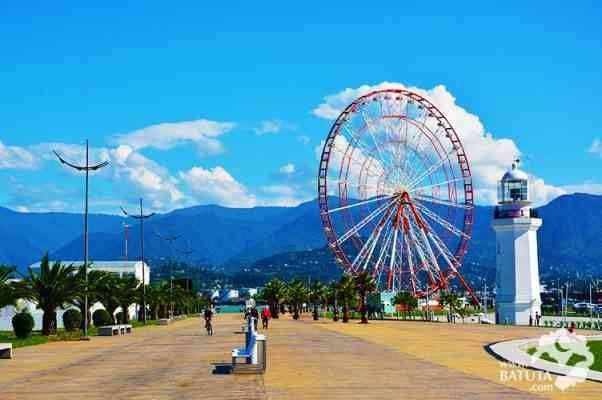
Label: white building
xmin=28 ymin=260 xmax=150 ymax=285
xmin=492 ymin=160 xmax=542 ymax=325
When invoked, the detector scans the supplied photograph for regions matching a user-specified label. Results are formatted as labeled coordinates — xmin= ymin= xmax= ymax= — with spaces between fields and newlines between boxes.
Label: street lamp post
xmin=121 ymin=199 xmax=155 ymax=325
xmin=155 ymin=230 xmax=182 ymax=318
xmin=176 ymin=247 xmax=195 ymax=315
xmin=54 ymin=140 xmax=109 ymax=339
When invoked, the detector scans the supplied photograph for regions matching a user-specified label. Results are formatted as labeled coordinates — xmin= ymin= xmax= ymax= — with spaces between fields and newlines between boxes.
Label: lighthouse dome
xmin=501 ymin=164 xmax=528 ymax=181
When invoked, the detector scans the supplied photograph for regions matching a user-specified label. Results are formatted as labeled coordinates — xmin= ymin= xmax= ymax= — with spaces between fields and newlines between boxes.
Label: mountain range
xmin=1 ymin=193 xmax=601 ymax=281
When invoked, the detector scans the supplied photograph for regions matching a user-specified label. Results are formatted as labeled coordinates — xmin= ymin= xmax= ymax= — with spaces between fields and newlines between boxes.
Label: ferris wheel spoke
xmin=409 ymin=177 xmax=468 ymax=195
xmin=352 ymin=206 xmax=392 ymax=273
xmin=413 ymin=202 xmax=469 ymax=240
xmin=342 ymin=124 xmax=394 ymax=174
xmin=374 ymin=222 xmax=394 ymax=285
xmin=406 ymin=147 xmax=455 ymax=190
xmin=327 ymin=194 xmax=394 ymax=214
xmin=428 ymin=229 xmax=460 ymax=273
xmin=404 ymin=233 xmax=418 ymax=293
xmin=333 ymin=197 xmax=396 ymax=246
xmin=413 ymin=193 xmax=472 ymax=210
xmin=406 ymin=223 xmax=436 ymax=286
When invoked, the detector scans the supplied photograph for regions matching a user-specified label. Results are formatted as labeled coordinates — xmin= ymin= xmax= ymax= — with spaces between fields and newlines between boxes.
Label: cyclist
xmin=204 ymin=307 xmax=214 ymax=336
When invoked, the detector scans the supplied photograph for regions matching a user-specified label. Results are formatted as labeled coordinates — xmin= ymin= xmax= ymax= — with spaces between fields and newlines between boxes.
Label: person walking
xmin=250 ymin=307 xmax=259 ymax=331
xmin=261 ymin=306 xmax=271 ymax=329
xmin=535 ymin=311 xmax=541 ymax=327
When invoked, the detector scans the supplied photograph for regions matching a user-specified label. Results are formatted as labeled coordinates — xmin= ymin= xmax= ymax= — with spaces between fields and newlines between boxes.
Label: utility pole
xmin=155 ymin=230 xmax=182 ymax=318
xmin=121 ymin=199 xmax=155 ymax=325
xmin=123 ymin=222 xmax=130 ymax=262
xmin=54 ymin=140 xmax=109 ymax=340
xmin=176 ymin=246 xmax=195 ymax=314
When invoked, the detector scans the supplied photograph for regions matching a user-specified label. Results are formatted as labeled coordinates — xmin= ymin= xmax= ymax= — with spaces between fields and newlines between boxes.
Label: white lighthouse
xmin=492 ymin=160 xmax=542 ymax=325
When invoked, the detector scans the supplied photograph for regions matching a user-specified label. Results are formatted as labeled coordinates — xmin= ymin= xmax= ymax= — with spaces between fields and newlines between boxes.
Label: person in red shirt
xmin=261 ymin=306 xmax=271 ymax=329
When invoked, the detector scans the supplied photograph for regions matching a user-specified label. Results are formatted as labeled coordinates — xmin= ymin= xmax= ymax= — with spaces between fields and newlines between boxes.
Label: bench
xmin=98 ymin=324 xmax=132 ymax=336
xmin=232 ymin=333 xmax=256 ymax=364
xmin=0 ymin=343 xmax=13 ymax=359
xmin=230 ymin=318 xmax=267 ymax=374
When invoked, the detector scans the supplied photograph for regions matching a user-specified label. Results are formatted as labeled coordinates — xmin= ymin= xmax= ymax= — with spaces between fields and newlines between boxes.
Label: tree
xmin=440 ymin=291 xmax=462 ymax=323
xmin=15 ymin=254 xmax=81 ymax=335
xmin=393 ymin=291 xmax=417 ymax=320
xmin=260 ymin=279 xmax=286 ymax=319
xmin=337 ymin=274 xmax=357 ymax=323
xmin=72 ymin=266 xmax=112 ymax=329
xmin=353 ymin=271 xmax=376 ymax=324
xmin=114 ymin=275 xmax=140 ymax=323
xmin=97 ymin=274 xmax=121 ymax=323
xmin=146 ymin=281 xmax=170 ymax=319
xmin=326 ymin=281 xmax=339 ymax=321
xmin=0 ymin=266 xmax=16 ymax=310
xmin=309 ymin=280 xmax=327 ymax=321
xmin=286 ymin=279 xmax=308 ymax=320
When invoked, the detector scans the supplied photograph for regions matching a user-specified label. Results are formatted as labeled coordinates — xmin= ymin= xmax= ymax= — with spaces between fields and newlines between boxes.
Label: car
xmin=573 ymin=302 xmax=595 ymax=313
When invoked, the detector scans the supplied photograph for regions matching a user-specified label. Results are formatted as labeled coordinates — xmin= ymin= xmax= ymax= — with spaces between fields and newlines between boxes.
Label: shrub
xmin=116 ymin=312 xmax=124 ymax=324
xmin=12 ymin=311 xmax=35 ymax=339
xmin=62 ymin=309 xmax=82 ymax=332
xmin=92 ymin=309 xmax=113 ymax=327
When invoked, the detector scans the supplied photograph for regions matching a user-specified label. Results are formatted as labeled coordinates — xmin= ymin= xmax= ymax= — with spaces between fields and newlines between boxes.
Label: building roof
xmin=29 ymin=260 xmax=147 ymax=270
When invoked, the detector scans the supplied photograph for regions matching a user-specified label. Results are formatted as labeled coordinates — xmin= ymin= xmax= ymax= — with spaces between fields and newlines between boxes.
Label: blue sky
xmin=0 ymin=2 xmax=601 ymax=213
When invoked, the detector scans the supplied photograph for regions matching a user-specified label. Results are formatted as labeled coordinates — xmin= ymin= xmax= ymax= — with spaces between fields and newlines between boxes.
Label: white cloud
xmin=588 ymin=138 xmax=602 ymax=157
xmin=311 ymin=82 xmax=554 ymax=205
xmin=0 ymin=141 xmax=38 ymax=169
xmin=179 ymin=166 xmax=257 ymax=207
xmin=279 ymin=163 xmax=296 ymax=174
xmin=113 ymin=119 xmax=235 ymax=156
xmin=254 ymin=119 xmax=296 ymax=135
xmin=298 ymin=135 xmax=311 ymax=145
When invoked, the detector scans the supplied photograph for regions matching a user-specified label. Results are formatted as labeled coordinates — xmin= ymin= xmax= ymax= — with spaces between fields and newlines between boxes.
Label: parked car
xmin=573 ymin=302 xmax=595 ymax=313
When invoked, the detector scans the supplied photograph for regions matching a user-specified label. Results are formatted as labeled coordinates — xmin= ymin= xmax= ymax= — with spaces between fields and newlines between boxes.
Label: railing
xmin=494 ymin=206 xmax=539 ymax=219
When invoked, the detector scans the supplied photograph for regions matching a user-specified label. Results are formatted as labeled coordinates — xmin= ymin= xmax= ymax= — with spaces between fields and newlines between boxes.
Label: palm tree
xmin=0 ymin=266 xmax=16 ymax=309
xmin=114 ymin=275 xmax=140 ymax=323
xmin=393 ymin=291 xmax=417 ymax=320
xmin=309 ymin=280 xmax=327 ymax=321
xmin=260 ymin=278 xmax=286 ymax=319
xmin=72 ymin=266 xmax=112 ymax=328
xmin=147 ymin=281 xmax=170 ymax=319
xmin=97 ymin=274 xmax=121 ymax=323
xmin=326 ymin=281 xmax=340 ymax=321
xmin=15 ymin=254 xmax=81 ymax=335
xmin=286 ymin=279 xmax=308 ymax=320
xmin=353 ymin=271 xmax=376 ymax=324
xmin=337 ymin=274 xmax=357 ymax=323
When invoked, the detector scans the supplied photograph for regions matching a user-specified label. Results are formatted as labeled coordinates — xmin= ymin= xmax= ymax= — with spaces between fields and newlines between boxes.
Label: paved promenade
xmin=0 ymin=314 xmax=601 ymax=399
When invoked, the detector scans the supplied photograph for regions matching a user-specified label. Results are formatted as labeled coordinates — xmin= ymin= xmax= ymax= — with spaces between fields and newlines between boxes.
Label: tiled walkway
xmin=0 ymin=314 xmax=601 ymax=399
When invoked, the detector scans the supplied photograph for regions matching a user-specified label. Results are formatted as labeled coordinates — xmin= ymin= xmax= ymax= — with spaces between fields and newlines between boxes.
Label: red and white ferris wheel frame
xmin=317 ymin=88 xmax=478 ymax=304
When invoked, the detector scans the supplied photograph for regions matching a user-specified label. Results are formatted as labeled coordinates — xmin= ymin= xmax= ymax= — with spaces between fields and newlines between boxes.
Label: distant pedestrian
xmin=535 ymin=311 xmax=541 ymax=327
xmin=568 ymin=322 xmax=576 ymax=333
xmin=261 ymin=306 xmax=271 ymax=329
xmin=529 ymin=314 xmax=533 ymax=326
xmin=250 ymin=307 xmax=259 ymax=331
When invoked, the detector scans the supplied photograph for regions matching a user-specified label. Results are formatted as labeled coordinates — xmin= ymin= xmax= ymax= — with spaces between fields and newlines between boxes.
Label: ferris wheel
xmin=318 ymin=88 xmax=478 ymax=304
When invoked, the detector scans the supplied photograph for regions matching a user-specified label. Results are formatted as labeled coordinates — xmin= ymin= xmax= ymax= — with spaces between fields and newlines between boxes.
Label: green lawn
xmin=0 ymin=319 xmax=162 ymax=349
xmin=0 ymin=331 xmax=48 ymax=348
xmin=527 ymin=340 xmax=602 ymax=372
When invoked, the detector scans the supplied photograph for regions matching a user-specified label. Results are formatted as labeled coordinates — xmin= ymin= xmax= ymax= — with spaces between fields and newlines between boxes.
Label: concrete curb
xmin=487 ymin=335 xmax=602 ymax=382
